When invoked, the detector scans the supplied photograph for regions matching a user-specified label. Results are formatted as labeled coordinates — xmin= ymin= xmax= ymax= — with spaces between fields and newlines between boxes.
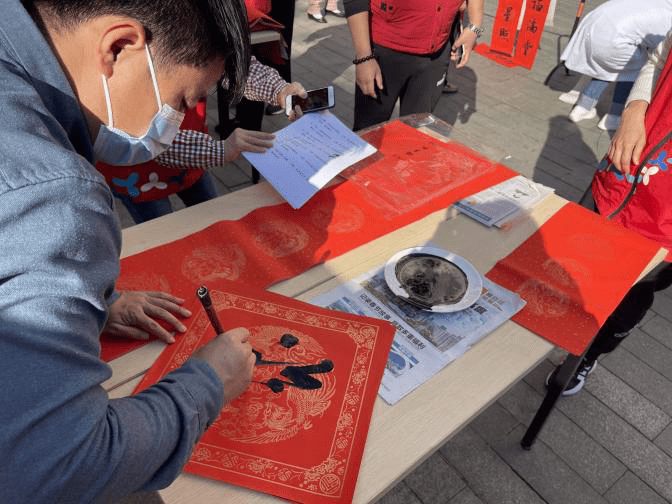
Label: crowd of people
xmin=1 ymin=0 xmax=671 ymax=501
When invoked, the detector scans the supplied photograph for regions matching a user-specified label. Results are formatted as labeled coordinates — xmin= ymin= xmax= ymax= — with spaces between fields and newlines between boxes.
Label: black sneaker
xmin=545 ymin=360 xmax=596 ymax=396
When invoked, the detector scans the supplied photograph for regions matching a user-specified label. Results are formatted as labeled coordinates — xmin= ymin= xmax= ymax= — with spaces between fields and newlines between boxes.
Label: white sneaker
xmin=568 ymin=105 xmax=597 ymax=123
xmin=558 ymin=89 xmax=580 ymax=105
xmin=598 ymin=113 xmax=621 ymax=131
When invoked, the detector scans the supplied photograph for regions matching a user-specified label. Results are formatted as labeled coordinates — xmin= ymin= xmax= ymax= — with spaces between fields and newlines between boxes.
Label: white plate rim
xmin=383 ymin=246 xmax=483 ymax=313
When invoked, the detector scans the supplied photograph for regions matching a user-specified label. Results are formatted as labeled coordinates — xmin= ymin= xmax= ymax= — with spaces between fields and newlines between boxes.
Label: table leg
xmin=520 ymin=353 xmax=584 ymax=449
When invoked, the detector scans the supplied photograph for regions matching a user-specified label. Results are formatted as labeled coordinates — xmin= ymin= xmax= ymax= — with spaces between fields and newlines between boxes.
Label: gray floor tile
xmin=404 ymin=452 xmax=466 ymax=504
xmin=492 ymin=426 xmax=609 ymax=504
xmin=498 ymin=379 xmax=626 ymax=494
xmin=604 ymin=471 xmax=670 ymax=504
xmin=583 ymin=365 xmax=670 ymax=440
xmin=621 ymin=328 xmax=672 ymax=383
xmin=640 ymin=315 xmax=672 ymax=352
xmin=601 ymin=347 xmax=672 ymax=417
xmin=469 ymin=401 xmax=520 ymax=445
xmin=449 ymin=488 xmax=485 ymax=504
xmin=555 ymin=386 xmax=672 ymax=501
xmin=440 ymin=428 xmax=546 ymax=504
xmin=654 ymin=423 xmax=672 ymax=458
xmin=376 ymin=481 xmax=423 ymax=504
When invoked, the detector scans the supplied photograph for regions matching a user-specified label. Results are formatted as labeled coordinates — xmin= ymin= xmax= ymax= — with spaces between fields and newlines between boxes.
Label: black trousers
xmin=353 ymin=42 xmax=452 ymax=131
xmin=580 ymin=193 xmax=672 ymax=363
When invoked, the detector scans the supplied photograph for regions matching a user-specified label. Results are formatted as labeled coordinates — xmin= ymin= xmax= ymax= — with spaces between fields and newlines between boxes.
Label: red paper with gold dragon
xmin=135 ymin=281 xmax=395 ymax=503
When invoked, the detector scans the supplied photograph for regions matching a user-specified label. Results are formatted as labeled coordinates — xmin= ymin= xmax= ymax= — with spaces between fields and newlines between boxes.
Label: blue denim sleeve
xmin=0 ymin=175 xmax=224 ymax=504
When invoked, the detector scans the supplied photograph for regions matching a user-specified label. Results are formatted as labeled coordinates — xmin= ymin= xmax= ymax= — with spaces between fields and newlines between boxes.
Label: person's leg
xmin=353 ymin=45 xmax=413 ymax=131
xmin=598 ymin=80 xmax=635 ymax=131
xmin=114 ymin=192 xmax=173 ymax=224
xmin=399 ymin=43 xmax=451 ymax=117
xmin=569 ymin=78 xmax=608 ymax=122
xmin=575 ymin=78 xmax=609 ymax=110
xmin=307 ymin=0 xmax=323 ymax=15
xmin=176 ymin=172 xmax=219 ymax=207
xmin=270 ymin=0 xmax=296 ymax=80
xmin=559 ymin=74 xmax=591 ymax=105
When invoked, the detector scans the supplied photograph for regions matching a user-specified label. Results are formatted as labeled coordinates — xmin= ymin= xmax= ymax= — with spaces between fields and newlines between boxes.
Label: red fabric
xmin=134 ymin=281 xmax=395 ymax=503
xmin=101 ymin=121 xmax=516 ymax=361
xmin=487 ymin=0 xmax=523 ymax=56
xmin=245 ymin=0 xmax=272 ymax=15
xmin=513 ymin=0 xmax=551 ymax=69
xmin=370 ymin=0 xmax=463 ymax=55
xmin=245 ymin=3 xmax=284 ymax=31
xmin=486 ymin=203 xmax=661 ymax=355
xmin=593 ymin=46 xmax=672 ymax=260
xmin=96 ymin=101 xmax=207 ymax=202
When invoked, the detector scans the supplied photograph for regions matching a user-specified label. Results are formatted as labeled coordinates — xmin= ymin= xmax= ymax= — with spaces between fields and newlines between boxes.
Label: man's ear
xmin=96 ymin=18 xmax=147 ymax=79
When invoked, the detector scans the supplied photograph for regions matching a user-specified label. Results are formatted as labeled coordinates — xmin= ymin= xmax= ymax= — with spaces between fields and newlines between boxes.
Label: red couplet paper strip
xmin=486 ymin=0 xmax=523 ymax=56
xmin=486 ymin=202 xmax=662 ymax=355
xmin=101 ymin=121 xmax=515 ymax=361
xmin=513 ymin=0 xmax=551 ymax=69
xmin=134 ymin=281 xmax=395 ymax=504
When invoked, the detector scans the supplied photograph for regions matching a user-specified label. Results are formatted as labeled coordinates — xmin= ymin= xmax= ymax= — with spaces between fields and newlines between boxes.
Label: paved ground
xmin=115 ymin=1 xmax=672 ymax=502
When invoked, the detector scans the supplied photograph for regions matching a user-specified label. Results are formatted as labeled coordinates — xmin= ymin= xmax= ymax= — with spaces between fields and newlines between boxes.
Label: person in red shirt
xmin=343 ymin=0 xmax=484 ymax=131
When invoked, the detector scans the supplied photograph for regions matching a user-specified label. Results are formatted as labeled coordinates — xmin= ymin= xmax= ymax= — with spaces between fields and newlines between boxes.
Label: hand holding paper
xmin=243 ymin=111 xmax=376 ymax=208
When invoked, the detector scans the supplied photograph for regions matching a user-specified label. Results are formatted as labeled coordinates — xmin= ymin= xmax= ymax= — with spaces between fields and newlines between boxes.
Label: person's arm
xmin=243 ymin=55 xmax=288 ymax=103
xmin=153 ymin=129 xmax=275 ymax=168
xmin=244 ymin=56 xmax=307 ymax=119
xmin=451 ymin=0 xmax=484 ymax=68
xmin=0 ymin=175 xmax=253 ymax=503
xmin=345 ymin=0 xmax=383 ymax=97
xmin=608 ymin=31 xmax=672 ymax=173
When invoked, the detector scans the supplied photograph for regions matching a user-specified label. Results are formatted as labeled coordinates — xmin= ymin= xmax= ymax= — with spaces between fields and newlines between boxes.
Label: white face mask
xmin=93 ymin=45 xmax=185 ymax=166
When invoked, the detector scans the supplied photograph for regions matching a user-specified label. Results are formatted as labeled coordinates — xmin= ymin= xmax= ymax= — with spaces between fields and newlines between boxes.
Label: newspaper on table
xmin=311 ymin=256 xmax=526 ymax=405
xmin=454 ymin=175 xmax=554 ymax=228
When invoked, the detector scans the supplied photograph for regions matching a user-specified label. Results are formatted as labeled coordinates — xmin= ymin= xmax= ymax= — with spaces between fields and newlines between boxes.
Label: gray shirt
xmin=0 ymin=1 xmax=224 ymax=502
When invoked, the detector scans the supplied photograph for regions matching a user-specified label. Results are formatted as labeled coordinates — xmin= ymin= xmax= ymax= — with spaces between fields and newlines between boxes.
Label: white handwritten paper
xmin=243 ymin=111 xmax=376 ymax=208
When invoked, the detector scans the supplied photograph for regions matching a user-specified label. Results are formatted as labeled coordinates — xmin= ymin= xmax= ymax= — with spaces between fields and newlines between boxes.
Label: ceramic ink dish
xmin=384 ymin=246 xmax=483 ymax=312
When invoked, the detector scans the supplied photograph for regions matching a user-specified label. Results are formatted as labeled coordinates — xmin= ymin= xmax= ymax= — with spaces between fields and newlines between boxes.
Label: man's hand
xmin=356 ymin=58 xmax=384 ymax=98
xmin=103 ymin=291 xmax=192 ymax=344
xmin=223 ymin=128 xmax=275 ymax=161
xmin=192 ymin=327 xmax=255 ymax=404
xmin=607 ymin=100 xmax=648 ymax=174
xmin=277 ymin=82 xmax=307 ymax=121
xmin=451 ymin=29 xmax=479 ymax=68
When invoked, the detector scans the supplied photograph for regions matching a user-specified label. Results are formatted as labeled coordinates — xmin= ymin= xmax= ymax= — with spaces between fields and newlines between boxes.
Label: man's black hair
xmin=28 ymin=0 xmax=251 ymax=102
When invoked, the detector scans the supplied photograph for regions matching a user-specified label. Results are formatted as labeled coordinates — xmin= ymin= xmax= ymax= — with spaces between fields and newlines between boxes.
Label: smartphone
xmin=285 ymin=86 xmax=335 ymax=115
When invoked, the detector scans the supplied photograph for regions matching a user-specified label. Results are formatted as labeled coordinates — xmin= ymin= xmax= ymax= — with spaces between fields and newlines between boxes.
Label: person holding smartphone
xmin=98 ymin=57 xmax=307 ymax=224
xmin=344 ymin=0 xmax=483 ymax=131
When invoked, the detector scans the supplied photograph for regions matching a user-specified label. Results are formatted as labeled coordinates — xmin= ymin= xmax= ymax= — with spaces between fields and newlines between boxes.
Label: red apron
xmin=96 ymin=101 xmax=207 ymax=203
xmin=592 ymin=48 xmax=672 ymax=259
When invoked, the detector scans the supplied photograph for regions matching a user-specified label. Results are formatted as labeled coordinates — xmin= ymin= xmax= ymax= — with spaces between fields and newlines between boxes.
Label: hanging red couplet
xmin=513 ymin=0 xmax=551 ymax=69
xmin=475 ymin=0 xmax=550 ymax=70
xmin=488 ymin=0 xmax=524 ymax=56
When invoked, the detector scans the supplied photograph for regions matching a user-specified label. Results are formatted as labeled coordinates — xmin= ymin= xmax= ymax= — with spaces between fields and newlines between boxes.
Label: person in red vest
xmin=343 ymin=0 xmax=484 ymax=131
xmin=547 ymin=30 xmax=672 ymax=396
xmin=97 ymin=57 xmax=306 ymax=223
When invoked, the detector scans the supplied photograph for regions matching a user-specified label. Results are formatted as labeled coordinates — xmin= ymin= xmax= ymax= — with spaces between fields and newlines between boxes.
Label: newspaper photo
xmin=311 ymin=259 xmax=526 ymax=404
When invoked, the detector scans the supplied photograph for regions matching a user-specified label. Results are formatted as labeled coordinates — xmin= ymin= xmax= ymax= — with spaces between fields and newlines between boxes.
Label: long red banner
xmin=102 ymin=121 xmax=516 ymax=361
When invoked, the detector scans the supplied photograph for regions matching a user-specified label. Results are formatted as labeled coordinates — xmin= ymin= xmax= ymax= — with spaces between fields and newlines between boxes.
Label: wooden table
xmin=104 ymin=117 xmax=665 ymax=503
